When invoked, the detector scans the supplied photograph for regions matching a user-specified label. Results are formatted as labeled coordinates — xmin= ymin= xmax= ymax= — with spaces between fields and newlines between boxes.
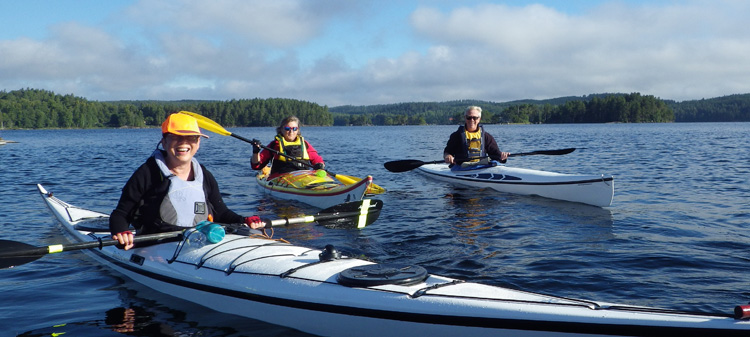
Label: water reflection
xmin=105 ymin=306 xmax=176 ymax=336
xmin=445 ymin=188 xmax=615 ymax=250
xmin=519 ymin=195 xmax=615 ymax=228
xmin=254 ymin=197 xmax=327 ymax=241
xmin=443 ymin=191 xmax=497 ymax=257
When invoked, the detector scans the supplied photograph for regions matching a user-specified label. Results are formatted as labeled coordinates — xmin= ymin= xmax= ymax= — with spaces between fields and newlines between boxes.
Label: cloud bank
xmin=1 ymin=0 xmax=749 ymax=106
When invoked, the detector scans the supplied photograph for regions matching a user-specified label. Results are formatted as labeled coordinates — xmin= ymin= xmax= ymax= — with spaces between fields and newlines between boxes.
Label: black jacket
xmin=443 ymin=125 xmax=505 ymax=163
xmin=109 ymin=153 xmax=243 ymax=236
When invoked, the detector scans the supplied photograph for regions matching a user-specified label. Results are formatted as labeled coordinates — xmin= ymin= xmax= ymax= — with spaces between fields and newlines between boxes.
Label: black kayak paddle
xmin=264 ymin=198 xmax=382 ymax=229
xmin=383 ymin=148 xmax=577 ymax=173
xmin=0 ymin=199 xmax=382 ymax=269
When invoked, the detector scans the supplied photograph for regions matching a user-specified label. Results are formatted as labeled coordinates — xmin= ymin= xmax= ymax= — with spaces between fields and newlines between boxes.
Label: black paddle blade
xmin=384 ymin=159 xmax=427 ymax=173
xmin=317 ymin=199 xmax=383 ymax=229
xmin=554 ymin=148 xmax=576 ymax=155
xmin=510 ymin=148 xmax=576 ymax=157
xmin=0 ymin=240 xmax=46 ymax=269
xmin=529 ymin=147 xmax=576 ymax=156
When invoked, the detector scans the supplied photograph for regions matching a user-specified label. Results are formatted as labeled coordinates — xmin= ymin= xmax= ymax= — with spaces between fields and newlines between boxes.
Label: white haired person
xmin=443 ymin=106 xmax=509 ymax=167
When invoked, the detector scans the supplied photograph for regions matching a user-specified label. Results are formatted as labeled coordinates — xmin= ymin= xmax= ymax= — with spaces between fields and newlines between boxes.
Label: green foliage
xmin=330 ymin=94 xmax=675 ymax=125
xmin=2 ymin=88 xmax=747 ymax=130
xmin=0 ymin=89 xmax=332 ymax=129
xmin=668 ymin=94 xmax=750 ymax=122
xmin=543 ymin=93 xmax=674 ymax=123
xmin=2 ymin=89 xmax=105 ymax=129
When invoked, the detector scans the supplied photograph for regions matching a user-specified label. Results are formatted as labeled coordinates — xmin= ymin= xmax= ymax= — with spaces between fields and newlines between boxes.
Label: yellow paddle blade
xmin=333 ymin=173 xmax=358 ymax=185
xmin=178 ymin=111 xmax=232 ymax=136
xmin=177 ymin=110 xmax=387 ymax=195
xmin=335 ymin=174 xmax=386 ymax=194
xmin=366 ymin=183 xmax=386 ymax=195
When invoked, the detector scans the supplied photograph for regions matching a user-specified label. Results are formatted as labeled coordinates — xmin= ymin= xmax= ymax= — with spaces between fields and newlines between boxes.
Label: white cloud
xmin=124 ymin=0 xmax=347 ymax=47
xmin=394 ymin=1 xmax=750 ymax=103
xmin=2 ymin=0 xmax=750 ymax=105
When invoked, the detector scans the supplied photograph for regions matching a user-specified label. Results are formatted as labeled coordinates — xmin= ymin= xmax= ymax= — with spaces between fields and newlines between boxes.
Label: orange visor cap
xmin=161 ymin=113 xmax=209 ymax=138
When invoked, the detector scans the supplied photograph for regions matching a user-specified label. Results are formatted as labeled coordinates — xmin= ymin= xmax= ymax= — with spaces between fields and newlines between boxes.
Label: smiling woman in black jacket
xmin=109 ymin=113 xmax=264 ymax=250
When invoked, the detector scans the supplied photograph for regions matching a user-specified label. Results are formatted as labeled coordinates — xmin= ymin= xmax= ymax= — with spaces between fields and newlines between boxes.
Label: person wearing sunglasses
xmin=443 ymin=106 xmax=509 ymax=167
xmin=110 ymin=113 xmax=265 ymax=250
xmin=251 ymin=116 xmax=325 ymax=179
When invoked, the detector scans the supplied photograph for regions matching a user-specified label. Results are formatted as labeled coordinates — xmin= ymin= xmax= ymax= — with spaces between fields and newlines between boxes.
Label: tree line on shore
xmin=1 ymin=88 xmax=748 ymax=129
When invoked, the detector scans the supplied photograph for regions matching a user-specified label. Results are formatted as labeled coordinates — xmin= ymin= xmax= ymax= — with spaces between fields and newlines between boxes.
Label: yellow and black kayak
xmin=256 ymin=167 xmax=373 ymax=208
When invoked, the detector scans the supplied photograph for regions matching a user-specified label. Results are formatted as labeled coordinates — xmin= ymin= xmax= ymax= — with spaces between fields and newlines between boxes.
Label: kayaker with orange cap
xmin=110 ymin=113 xmax=263 ymax=250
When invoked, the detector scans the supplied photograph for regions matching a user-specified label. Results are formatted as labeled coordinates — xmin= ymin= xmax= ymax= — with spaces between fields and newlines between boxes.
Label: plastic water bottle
xmin=186 ymin=221 xmax=225 ymax=248
xmin=186 ymin=228 xmax=207 ymax=248
xmin=196 ymin=220 xmax=225 ymax=244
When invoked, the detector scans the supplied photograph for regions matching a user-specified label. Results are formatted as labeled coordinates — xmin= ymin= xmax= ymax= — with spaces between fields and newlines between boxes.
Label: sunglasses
xmin=168 ymin=134 xmax=201 ymax=142
xmin=465 ymin=116 xmax=480 ymax=121
xmin=284 ymin=126 xmax=299 ymax=131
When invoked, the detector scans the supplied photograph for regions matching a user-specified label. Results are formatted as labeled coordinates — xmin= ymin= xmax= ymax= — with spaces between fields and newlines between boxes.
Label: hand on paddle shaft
xmin=383 ymin=148 xmax=577 ymax=173
xmin=172 ymin=111 xmax=322 ymax=172
xmin=175 ymin=111 xmax=386 ymax=194
xmin=250 ymin=138 xmax=326 ymax=172
xmin=111 ymin=215 xmax=264 ymax=250
xmin=0 ymin=199 xmax=383 ymax=269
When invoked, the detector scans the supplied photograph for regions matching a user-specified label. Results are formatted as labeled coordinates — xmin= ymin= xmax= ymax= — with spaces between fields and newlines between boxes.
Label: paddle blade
xmin=0 ymin=240 xmax=46 ymax=269
xmin=384 ymin=159 xmax=427 ymax=173
xmin=178 ymin=111 xmax=232 ymax=136
xmin=333 ymin=173 xmax=359 ymax=185
xmin=366 ymin=183 xmax=387 ymax=195
xmin=334 ymin=174 xmax=386 ymax=194
xmin=509 ymin=148 xmax=576 ymax=157
xmin=317 ymin=199 xmax=383 ymax=229
xmin=544 ymin=147 xmax=576 ymax=155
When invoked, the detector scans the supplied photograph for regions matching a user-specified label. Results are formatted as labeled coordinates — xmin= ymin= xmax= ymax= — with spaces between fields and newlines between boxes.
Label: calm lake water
xmin=1 ymin=123 xmax=749 ymax=336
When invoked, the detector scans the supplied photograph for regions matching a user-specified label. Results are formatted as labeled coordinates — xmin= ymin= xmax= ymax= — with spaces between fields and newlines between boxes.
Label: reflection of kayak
xmin=35 ymin=184 xmax=750 ymax=337
xmin=417 ymin=163 xmax=614 ymax=207
xmin=256 ymin=168 xmax=372 ymax=208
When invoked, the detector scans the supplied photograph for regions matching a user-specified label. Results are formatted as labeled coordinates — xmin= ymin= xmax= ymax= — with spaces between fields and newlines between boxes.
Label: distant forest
xmin=331 ymin=93 xmax=675 ymax=125
xmin=1 ymin=88 xmax=749 ymax=129
xmin=0 ymin=89 xmax=331 ymax=130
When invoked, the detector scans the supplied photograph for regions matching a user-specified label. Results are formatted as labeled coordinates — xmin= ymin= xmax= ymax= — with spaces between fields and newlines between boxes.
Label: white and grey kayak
xmin=417 ymin=163 xmax=614 ymax=207
xmin=35 ymin=184 xmax=749 ymax=336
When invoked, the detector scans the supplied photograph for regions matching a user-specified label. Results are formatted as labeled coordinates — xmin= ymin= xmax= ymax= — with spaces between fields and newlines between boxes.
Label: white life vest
xmin=153 ymin=150 xmax=209 ymax=228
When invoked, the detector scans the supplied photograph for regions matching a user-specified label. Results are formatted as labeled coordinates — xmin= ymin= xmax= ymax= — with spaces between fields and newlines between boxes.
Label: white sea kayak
xmin=417 ymin=163 xmax=614 ymax=207
xmin=32 ymin=184 xmax=750 ymax=337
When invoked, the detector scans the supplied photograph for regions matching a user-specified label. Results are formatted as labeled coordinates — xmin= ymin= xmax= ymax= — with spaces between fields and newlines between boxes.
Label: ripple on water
xmin=2 ymin=124 xmax=750 ymax=334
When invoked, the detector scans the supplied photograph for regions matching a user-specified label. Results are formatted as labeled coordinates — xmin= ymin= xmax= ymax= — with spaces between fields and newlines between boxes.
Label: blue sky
xmin=1 ymin=0 xmax=749 ymax=106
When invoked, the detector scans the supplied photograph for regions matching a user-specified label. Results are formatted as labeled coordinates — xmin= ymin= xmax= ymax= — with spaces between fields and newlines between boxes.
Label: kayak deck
xmin=256 ymin=168 xmax=372 ymax=208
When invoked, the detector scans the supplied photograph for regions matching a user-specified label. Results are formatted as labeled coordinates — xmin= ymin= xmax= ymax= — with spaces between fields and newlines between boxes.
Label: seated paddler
xmin=250 ymin=116 xmax=326 ymax=179
xmin=110 ymin=113 xmax=265 ymax=250
xmin=443 ymin=105 xmax=509 ymax=168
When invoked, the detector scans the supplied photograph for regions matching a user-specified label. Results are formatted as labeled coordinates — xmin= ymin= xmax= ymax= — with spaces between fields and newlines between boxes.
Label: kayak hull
xmin=417 ymin=164 xmax=614 ymax=207
xmin=36 ymin=184 xmax=748 ymax=337
xmin=256 ymin=169 xmax=372 ymax=208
